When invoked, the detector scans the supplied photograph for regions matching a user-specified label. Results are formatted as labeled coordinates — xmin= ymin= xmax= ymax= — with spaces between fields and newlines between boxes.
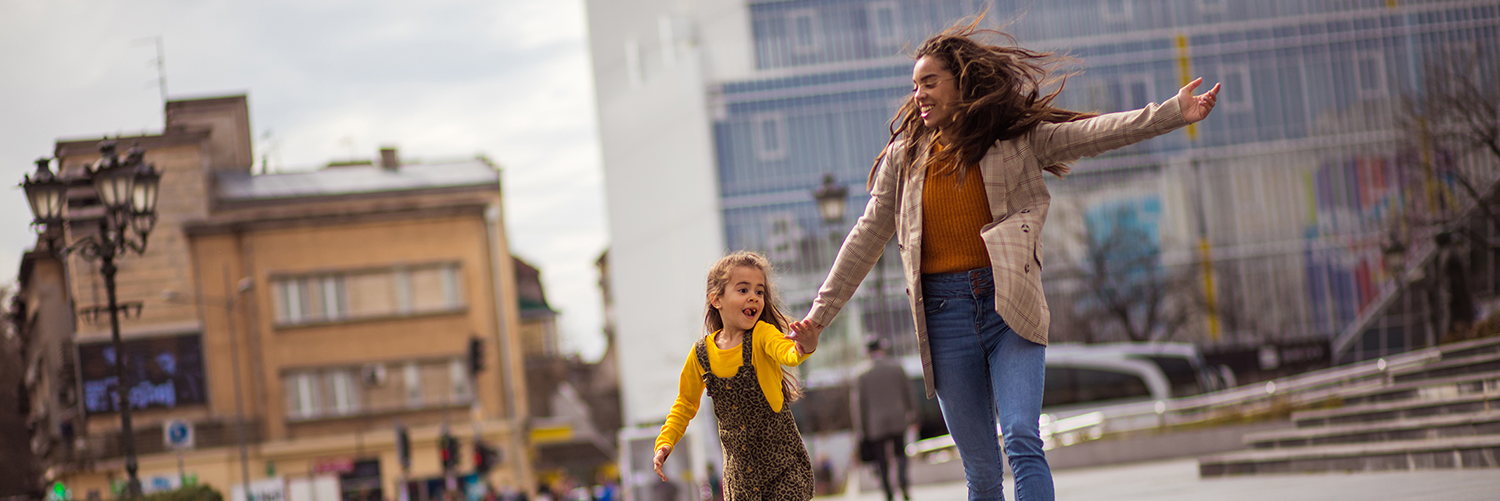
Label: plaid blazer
xmin=809 ymin=97 xmax=1188 ymax=398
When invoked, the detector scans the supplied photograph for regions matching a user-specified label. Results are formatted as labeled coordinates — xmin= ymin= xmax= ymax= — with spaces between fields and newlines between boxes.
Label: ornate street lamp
xmin=23 ymin=158 xmax=67 ymax=227
xmin=812 ymin=173 xmax=848 ymax=225
xmin=21 ymin=140 xmax=162 ymax=498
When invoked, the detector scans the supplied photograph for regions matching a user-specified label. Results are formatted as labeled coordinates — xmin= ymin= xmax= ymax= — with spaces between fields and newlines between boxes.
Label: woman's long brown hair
xmin=870 ymin=14 xmax=1098 ymax=188
xmin=702 ymin=251 xmax=803 ymax=403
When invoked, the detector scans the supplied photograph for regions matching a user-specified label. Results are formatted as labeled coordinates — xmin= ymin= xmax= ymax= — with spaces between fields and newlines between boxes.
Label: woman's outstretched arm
xmin=1030 ymin=78 xmax=1220 ymax=168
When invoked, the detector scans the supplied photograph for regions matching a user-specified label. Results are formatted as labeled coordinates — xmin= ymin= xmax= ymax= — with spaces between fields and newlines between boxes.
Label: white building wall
xmin=585 ymin=0 xmax=758 ymax=477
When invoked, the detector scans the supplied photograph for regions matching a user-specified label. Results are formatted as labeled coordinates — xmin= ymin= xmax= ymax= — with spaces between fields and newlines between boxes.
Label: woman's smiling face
xmin=913 ymin=55 xmax=960 ymax=131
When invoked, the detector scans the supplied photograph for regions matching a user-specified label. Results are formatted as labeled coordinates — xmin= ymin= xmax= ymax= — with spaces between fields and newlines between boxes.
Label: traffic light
xmin=439 ymin=433 xmax=461 ymax=471
xmin=395 ymin=423 xmax=411 ymax=471
xmin=467 ymin=336 xmax=485 ymax=374
xmin=473 ymin=440 xmax=499 ymax=474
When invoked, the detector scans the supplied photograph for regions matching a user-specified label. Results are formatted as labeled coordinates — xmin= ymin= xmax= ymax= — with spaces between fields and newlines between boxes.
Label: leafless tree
xmin=1050 ymin=204 xmax=1203 ymax=343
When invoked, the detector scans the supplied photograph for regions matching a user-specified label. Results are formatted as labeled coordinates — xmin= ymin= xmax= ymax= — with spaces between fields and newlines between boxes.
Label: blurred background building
xmin=589 ymin=0 xmax=1500 ymax=496
xmin=8 ymin=95 xmax=538 ymax=500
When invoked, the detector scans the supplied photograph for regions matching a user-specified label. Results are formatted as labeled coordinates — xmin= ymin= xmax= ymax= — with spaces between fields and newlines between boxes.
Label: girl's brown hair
xmin=871 ymin=14 xmax=1098 ymax=188
xmin=703 ymin=251 xmax=803 ymax=403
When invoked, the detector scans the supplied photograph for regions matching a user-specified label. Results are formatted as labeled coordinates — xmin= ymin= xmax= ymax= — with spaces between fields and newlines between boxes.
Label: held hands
xmin=1177 ymin=77 xmax=1222 ymax=124
xmin=653 ymin=445 xmax=672 ymax=482
xmin=785 ymin=317 xmax=824 ymax=355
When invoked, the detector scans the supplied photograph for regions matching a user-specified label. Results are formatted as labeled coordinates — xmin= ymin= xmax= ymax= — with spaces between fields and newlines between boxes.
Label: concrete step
xmin=1245 ymin=410 xmax=1500 ymax=449
xmin=1338 ymin=370 xmax=1500 ymax=407
xmin=1291 ymin=393 xmax=1500 ymax=429
xmin=1392 ymin=351 xmax=1500 ymax=384
xmin=1436 ymin=335 xmax=1500 ymax=361
xmin=1198 ymin=434 xmax=1500 ymax=476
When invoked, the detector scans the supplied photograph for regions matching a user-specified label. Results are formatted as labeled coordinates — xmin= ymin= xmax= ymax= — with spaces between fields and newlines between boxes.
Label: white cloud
xmin=0 ymin=0 xmax=610 ymax=359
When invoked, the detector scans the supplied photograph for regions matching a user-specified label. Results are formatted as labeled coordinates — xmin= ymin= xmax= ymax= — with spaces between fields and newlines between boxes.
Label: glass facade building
xmin=710 ymin=0 xmax=1500 ymax=368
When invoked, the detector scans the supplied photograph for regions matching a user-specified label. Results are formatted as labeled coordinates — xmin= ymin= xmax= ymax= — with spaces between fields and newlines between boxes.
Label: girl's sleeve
xmin=655 ymin=344 xmax=706 ymax=452
xmin=1028 ymin=97 xmax=1188 ymax=168
xmin=759 ymin=322 xmax=812 ymax=367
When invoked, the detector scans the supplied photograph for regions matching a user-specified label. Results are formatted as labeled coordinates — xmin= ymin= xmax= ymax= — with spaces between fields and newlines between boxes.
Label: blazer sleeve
xmin=1029 ymin=97 xmax=1188 ymax=168
xmin=808 ymin=143 xmax=903 ymax=326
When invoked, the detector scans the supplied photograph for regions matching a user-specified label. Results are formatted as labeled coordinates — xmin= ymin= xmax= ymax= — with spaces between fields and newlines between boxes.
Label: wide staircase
xmin=1199 ymin=335 xmax=1500 ymax=475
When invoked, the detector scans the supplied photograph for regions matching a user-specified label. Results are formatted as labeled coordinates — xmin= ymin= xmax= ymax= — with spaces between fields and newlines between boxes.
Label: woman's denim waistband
xmin=921 ymin=267 xmax=994 ymax=298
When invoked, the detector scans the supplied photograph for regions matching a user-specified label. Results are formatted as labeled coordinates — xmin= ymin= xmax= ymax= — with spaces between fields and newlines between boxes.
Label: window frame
xmin=1354 ymin=50 xmax=1388 ymax=100
xmin=751 ymin=112 xmax=789 ymax=162
xmin=866 ymin=2 xmax=902 ymax=47
xmin=1101 ymin=0 xmax=1133 ymax=24
xmin=787 ymin=9 xmax=823 ymax=55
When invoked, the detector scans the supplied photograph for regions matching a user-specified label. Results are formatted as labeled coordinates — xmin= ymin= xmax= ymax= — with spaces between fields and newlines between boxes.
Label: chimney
xmin=379 ymin=146 xmax=400 ymax=171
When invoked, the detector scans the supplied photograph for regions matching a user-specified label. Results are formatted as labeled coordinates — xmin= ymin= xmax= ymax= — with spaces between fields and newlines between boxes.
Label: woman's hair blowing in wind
xmin=871 ymin=15 xmax=1098 ymax=188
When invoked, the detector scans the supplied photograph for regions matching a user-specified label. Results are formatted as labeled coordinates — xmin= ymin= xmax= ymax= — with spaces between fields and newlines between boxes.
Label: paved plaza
xmin=821 ymin=458 xmax=1500 ymax=500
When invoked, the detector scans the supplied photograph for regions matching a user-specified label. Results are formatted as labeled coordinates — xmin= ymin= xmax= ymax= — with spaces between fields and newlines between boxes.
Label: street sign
xmin=164 ymin=420 xmax=194 ymax=449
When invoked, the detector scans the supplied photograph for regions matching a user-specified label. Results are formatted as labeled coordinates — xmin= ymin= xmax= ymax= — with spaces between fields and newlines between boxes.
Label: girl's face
xmin=913 ymin=55 xmax=960 ymax=131
xmin=710 ymin=266 xmax=767 ymax=336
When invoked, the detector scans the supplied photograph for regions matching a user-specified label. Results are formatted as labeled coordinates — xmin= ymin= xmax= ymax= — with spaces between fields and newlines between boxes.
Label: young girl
xmin=653 ymin=251 xmax=820 ymax=500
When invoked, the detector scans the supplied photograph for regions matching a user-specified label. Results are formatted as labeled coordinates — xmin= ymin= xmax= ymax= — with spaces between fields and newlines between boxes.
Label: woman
xmin=786 ymin=18 xmax=1219 ymax=501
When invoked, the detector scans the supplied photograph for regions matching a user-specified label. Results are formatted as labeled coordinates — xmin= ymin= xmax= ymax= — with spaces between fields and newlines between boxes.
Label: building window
xmin=283 ymin=357 xmax=469 ymax=420
xmin=1119 ymin=74 xmax=1153 ymax=111
xmin=272 ymin=263 xmax=464 ymax=326
xmin=752 ymin=113 xmax=789 ymax=161
xmin=404 ymin=362 xmax=422 ymax=406
xmin=327 ymin=369 xmax=360 ymax=415
xmin=763 ymin=212 xmax=804 ymax=264
xmin=1102 ymin=0 xmax=1133 ymax=23
xmin=1196 ymin=0 xmax=1226 ymax=14
xmin=449 ymin=360 xmax=471 ymax=401
xmin=285 ymin=373 xmax=321 ymax=420
xmin=1354 ymin=51 xmax=1387 ymax=99
xmin=788 ymin=9 xmax=821 ymax=54
xmin=1219 ymin=64 xmax=1252 ymax=111
xmin=867 ymin=2 xmax=901 ymax=46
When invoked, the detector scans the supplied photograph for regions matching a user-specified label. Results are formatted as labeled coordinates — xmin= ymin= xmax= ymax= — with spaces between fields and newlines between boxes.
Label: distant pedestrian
xmin=654 ymin=251 xmax=821 ymax=500
xmin=852 ymin=338 xmax=915 ymax=501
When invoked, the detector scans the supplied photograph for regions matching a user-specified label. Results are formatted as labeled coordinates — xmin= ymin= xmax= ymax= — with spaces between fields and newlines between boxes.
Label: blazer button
xmin=1021 ymin=224 xmax=1030 ymax=233
xmin=1021 ymin=208 xmax=1030 ymax=213
xmin=1025 ymin=264 xmax=1031 ymax=273
xmin=905 ymin=287 xmax=910 ymax=296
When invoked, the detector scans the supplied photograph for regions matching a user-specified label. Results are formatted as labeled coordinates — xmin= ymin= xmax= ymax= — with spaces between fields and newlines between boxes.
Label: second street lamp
xmin=21 ymin=140 xmax=163 ymax=497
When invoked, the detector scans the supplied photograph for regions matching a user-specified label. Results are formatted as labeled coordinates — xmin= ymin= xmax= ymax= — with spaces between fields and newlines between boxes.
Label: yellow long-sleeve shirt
xmin=654 ymin=321 xmax=810 ymax=452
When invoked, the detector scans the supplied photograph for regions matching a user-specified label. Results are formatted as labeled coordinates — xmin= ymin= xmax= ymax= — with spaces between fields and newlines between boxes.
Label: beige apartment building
xmin=15 ymin=95 xmax=533 ymax=500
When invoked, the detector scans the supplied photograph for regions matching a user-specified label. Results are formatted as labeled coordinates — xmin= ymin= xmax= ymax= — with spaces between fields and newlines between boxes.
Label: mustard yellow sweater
xmin=654 ymin=321 xmax=810 ymax=452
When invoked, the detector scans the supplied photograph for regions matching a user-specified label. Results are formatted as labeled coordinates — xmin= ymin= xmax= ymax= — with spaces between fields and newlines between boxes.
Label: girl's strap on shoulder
xmin=742 ymin=326 xmax=755 ymax=365
xmin=694 ymin=336 xmax=712 ymax=373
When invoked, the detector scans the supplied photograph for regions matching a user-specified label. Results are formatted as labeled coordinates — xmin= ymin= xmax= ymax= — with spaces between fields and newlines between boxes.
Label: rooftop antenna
xmin=259 ymin=130 xmax=276 ymax=174
xmin=132 ymin=36 xmax=168 ymax=112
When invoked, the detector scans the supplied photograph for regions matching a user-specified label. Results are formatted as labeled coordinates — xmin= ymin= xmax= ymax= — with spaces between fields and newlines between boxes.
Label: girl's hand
xmin=653 ymin=445 xmax=672 ymax=482
xmin=1177 ymin=77 xmax=1221 ymax=123
xmin=786 ymin=317 xmax=824 ymax=355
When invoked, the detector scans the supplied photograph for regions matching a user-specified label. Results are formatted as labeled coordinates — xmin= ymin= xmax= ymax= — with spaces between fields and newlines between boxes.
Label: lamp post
xmin=22 ymin=141 xmax=162 ymax=497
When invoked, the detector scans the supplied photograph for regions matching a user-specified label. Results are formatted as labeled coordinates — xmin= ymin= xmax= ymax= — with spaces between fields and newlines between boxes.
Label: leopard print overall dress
xmin=696 ymin=328 xmax=814 ymax=501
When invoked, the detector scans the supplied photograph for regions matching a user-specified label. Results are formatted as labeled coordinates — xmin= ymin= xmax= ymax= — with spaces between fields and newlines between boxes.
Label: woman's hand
xmin=653 ymin=445 xmax=672 ymax=482
xmin=1177 ymin=77 xmax=1221 ymax=123
xmin=786 ymin=317 xmax=824 ymax=355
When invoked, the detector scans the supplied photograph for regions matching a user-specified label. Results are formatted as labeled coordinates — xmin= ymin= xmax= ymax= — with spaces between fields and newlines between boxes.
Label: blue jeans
xmin=922 ymin=268 xmax=1053 ymax=501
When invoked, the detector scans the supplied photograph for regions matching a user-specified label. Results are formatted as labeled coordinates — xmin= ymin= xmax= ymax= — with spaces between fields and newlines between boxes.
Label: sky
xmin=0 ymin=0 xmax=611 ymax=360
